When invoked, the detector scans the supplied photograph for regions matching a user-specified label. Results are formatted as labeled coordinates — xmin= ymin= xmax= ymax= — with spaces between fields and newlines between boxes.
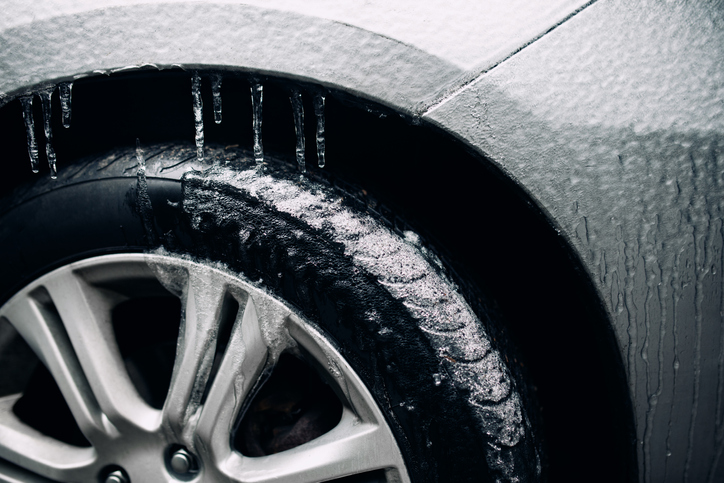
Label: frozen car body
xmin=0 ymin=0 xmax=722 ymax=481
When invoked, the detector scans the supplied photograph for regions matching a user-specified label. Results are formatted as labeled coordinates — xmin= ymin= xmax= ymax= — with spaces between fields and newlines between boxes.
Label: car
xmin=0 ymin=1 xmax=721 ymax=482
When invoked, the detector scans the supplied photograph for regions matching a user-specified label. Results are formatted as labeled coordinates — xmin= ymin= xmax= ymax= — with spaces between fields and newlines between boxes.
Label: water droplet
xmin=191 ymin=72 xmax=204 ymax=162
xmin=667 ymin=451 xmax=672 ymax=457
xmin=251 ymin=82 xmax=264 ymax=166
xmin=674 ymin=359 xmax=680 ymax=370
xmin=313 ymin=93 xmax=326 ymax=168
xmin=59 ymin=82 xmax=73 ymax=128
xmin=20 ymin=96 xmax=40 ymax=173
xmin=433 ymin=373 xmax=442 ymax=386
xmin=39 ymin=87 xmax=57 ymax=179
xmin=211 ymin=74 xmax=222 ymax=124
xmin=289 ymin=89 xmax=306 ymax=173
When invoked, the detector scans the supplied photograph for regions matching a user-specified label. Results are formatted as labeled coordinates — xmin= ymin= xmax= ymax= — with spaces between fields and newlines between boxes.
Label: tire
xmin=0 ymin=143 xmax=542 ymax=482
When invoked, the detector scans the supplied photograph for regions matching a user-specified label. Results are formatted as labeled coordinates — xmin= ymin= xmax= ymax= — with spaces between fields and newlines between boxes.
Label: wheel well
xmin=0 ymin=69 xmax=636 ymax=481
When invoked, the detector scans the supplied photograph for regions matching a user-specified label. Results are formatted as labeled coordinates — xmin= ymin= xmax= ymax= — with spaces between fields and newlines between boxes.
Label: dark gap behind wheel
xmin=112 ymin=295 xmax=182 ymax=409
xmin=235 ymin=353 xmax=343 ymax=457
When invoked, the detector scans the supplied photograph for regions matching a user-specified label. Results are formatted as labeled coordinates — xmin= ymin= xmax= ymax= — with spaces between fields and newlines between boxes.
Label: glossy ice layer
xmin=185 ymin=163 xmax=540 ymax=480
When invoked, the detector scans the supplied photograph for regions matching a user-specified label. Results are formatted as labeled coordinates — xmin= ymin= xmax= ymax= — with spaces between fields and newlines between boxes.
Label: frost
xmin=19 ymin=96 xmax=39 ymax=173
xmin=290 ymin=89 xmax=306 ymax=173
xmin=191 ymin=72 xmax=205 ymax=162
xmin=313 ymin=93 xmax=326 ymax=168
xmin=39 ymin=87 xmax=57 ymax=179
xmin=251 ymin=82 xmax=264 ymax=167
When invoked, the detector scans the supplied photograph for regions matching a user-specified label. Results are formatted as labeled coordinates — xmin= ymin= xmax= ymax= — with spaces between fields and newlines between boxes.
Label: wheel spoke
xmin=162 ymin=266 xmax=229 ymax=443
xmin=0 ymin=395 xmax=97 ymax=482
xmin=0 ymin=294 xmax=114 ymax=442
xmin=221 ymin=408 xmax=401 ymax=483
xmin=43 ymin=268 xmax=158 ymax=433
xmin=195 ymin=295 xmax=270 ymax=464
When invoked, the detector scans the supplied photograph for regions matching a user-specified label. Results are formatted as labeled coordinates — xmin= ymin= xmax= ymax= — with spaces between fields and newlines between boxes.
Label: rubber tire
xmin=0 ymin=143 xmax=542 ymax=483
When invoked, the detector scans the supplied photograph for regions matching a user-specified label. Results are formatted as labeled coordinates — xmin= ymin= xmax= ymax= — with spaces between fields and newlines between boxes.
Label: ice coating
xmin=39 ymin=87 xmax=57 ymax=179
xmin=135 ymin=139 xmax=155 ymax=244
xmin=19 ymin=96 xmax=39 ymax=173
xmin=192 ymin=164 xmax=534 ymax=478
xmin=290 ymin=89 xmax=306 ymax=173
xmin=249 ymin=292 xmax=294 ymax=365
xmin=135 ymin=138 xmax=145 ymax=169
xmin=59 ymin=82 xmax=72 ymax=129
xmin=313 ymin=93 xmax=326 ymax=168
xmin=191 ymin=72 xmax=204 ymax=162
xmin=211 ymin=74 xmax=222 ymax=124
xmin=250 ymin=82 xmax=264 ymax=166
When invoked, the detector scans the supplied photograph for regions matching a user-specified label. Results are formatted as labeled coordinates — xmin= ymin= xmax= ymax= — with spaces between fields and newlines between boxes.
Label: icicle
xmin=191 ymin=72 xmax=204 ymax=161
xmin=290 ymin=89 xmax=305 ymax=173
xmin=59 ymin=82 xmax=73 ymax=128
xmin=313 ymin=93 xmax=326 ymax=168
xmin=39 ymin=87 xmax=57 ymax=179
xmin=211 ymin=74 xmax=222 ymax=124
xmin=20 ymin=96 xmax=40 ymax=173
xmin=251 ymin=82 xmax=264 ymax=166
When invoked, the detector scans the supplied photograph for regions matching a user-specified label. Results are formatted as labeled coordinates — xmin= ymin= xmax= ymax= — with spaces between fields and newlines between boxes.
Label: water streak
xmin=20 ymin=96 xmax=40 ymax=173
xmin=211 ymin=74 xmax=222 ymax=124
xmin=39 ymin=87 xmax=57 ymax=179
xmin=708 ymin=149 xmax=724 ymax=483
xmin=251 ymin=82 xmax=264 ymax=166
xmin=664 ymin=244 xmax=683 ymax=481
xmin=314 ymin=93 xmax=326 ymax=168
xmin=191 ymin=72 xmax=204 ymax=161
xmin=684 ymin=153 xmax=710 ymax=482
xmin=59 ymin=82 xmax=73 ymax=128
xmin=290 ymin=89 xmax=305 ymax=173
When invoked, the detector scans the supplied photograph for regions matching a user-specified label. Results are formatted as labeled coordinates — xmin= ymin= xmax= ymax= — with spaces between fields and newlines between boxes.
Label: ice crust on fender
xmin=177 ymin=160 xmax=542 ymax=481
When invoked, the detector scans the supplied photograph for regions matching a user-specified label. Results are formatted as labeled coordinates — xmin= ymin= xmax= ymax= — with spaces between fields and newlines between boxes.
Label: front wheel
xmin=0 ymin=144 xmax=542 ymax=482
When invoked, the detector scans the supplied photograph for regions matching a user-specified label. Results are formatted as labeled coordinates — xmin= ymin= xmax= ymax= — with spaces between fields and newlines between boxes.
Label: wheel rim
xmin=0 ymin=253 xmax=410 ymax=483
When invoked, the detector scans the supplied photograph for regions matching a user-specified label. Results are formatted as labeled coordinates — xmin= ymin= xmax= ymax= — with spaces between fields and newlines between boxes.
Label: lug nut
xmin=170 ymin=448 xmax=196 ymax=475
xmin=105 ymin=469 xmax=129 ymax=483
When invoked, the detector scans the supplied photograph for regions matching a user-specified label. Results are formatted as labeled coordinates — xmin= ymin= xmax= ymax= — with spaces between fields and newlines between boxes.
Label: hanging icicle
xmin=39 ymin=87 xmax=57 ymax=179
xmin=290 ymin=89 xmax=305 ymax=173
xmin=20 ymin=96 xmax=40 ymax=173
xmin=313 ymin=93 xmax=326 ymax=168
xmin=251 ymin=82 xmax=264 ymax=167
xmin=59 ymin=82 xmax=73 ymax=129
xmin=211 ymin=74 xmax=222 ymax=124
xmin=191 ymin=72 xmax=205 ymax=161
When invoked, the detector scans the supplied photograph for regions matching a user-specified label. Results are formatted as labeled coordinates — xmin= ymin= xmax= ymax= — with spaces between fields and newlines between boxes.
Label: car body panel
xmin=1 ymin=0 xmax=722 ymax=481
xmin=0 ymin=0 xmax=587 ymax=113
xmin=426 ymin=1 xmax=724 ymax=480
